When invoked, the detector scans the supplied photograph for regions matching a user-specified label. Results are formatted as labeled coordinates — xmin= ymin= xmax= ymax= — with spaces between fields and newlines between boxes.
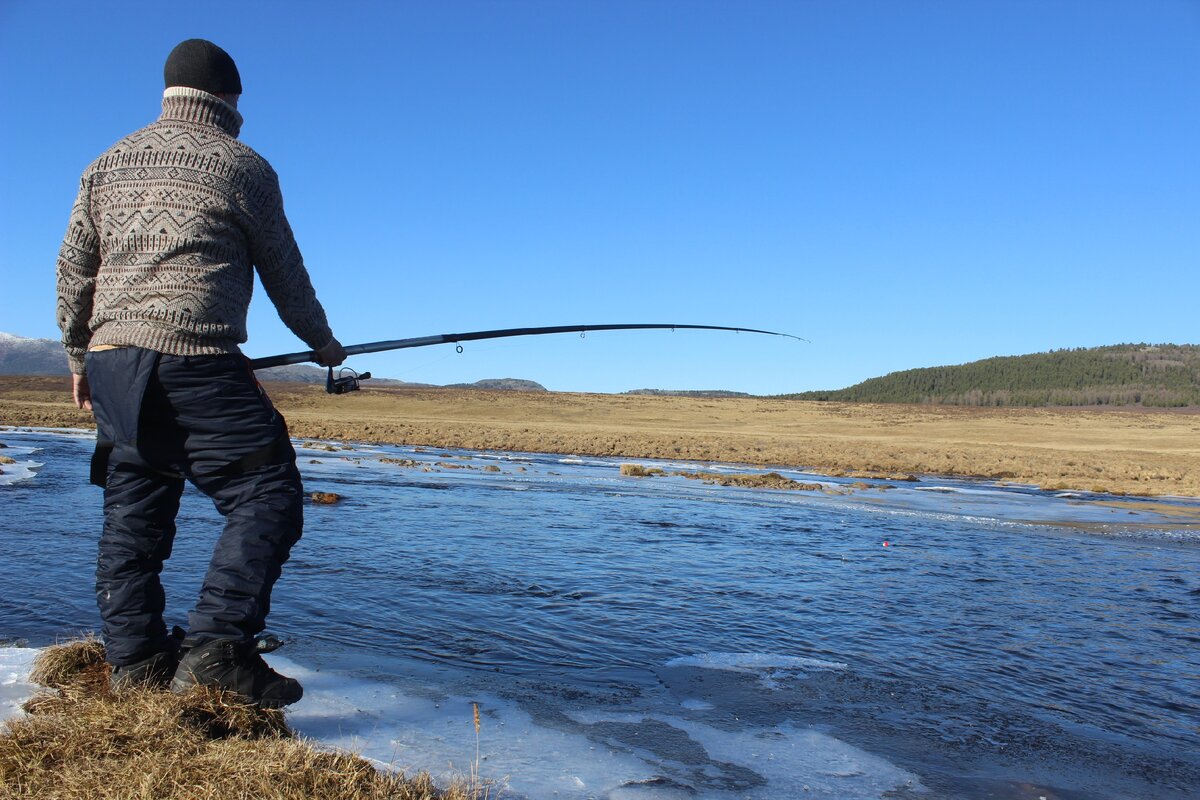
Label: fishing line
xmin=401 ymin=348 xmax=461 ymax=381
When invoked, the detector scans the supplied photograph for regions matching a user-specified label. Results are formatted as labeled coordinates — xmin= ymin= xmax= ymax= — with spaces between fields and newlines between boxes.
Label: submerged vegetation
xmin=0 ymin=640 xmax=476 ymax=800
xmin=787 ymin=344 xmax=1200 ymax=407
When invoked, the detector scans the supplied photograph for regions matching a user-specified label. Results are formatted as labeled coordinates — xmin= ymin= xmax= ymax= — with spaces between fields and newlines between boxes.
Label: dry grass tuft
xmin=619 ymin=463 xmax=663 ymax=477
xmin=175 ymin=685 xmax=292 ymax=740
xmin=1 ymin=640 xmax=475 ymax=800
xmin=28 ymin=636 xmax=107 ymax=691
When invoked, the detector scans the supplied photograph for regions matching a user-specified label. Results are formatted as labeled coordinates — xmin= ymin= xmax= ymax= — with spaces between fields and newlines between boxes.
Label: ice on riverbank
xmin=0 ymin=457 xmax=42 ymax=485
xmin=0 ymin=648 xmax=38 ymax=722
xmin=0 ymin=439 xmax=44 ymax=485
xmin=0 ymin=646 xmax=925 ymax=799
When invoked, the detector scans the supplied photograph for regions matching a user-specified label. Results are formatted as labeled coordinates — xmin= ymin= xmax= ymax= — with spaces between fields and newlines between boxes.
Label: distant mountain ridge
xmin=623 ymin=389 xmax=752 ymax=398
xmin=0 ymin=333 xmax=545 ymax=392
xmin=443 ymin=378 xmax=545 ymax=391
xmin=0 ymin=332 xmax=68 ymax=375
xmin=785 ymin=344 xmax=1200 ymax=407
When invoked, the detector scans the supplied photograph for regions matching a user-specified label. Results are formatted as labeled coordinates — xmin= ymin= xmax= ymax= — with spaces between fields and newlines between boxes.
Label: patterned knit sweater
xmin=55 ymin=87 xmax=333 ymax=374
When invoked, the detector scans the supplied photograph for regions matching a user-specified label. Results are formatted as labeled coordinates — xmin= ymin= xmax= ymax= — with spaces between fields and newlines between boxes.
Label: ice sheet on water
xmin=280 ymin=653 xmax=922 ymax=799
xmin=663 ymin=653 xmax=849 ymax=693
xmin=557 ymin=456 xmax=620 ymax=468
xmin=679 ymin=698 xmax=713 ymax=711
xmin=0 ymin=649 xmax=922 ymax=800
xmin=0 ymin=428 xmax=61 ymax=485
xmin=0 ymin=442 xmax=42 ymax=456
xmin=665 ymin=652 xmax=848 ymax=672
xmin=260 ymin=654 xmax=708 ymax=799
xmin=671 ymin=718 xmax=924 ymax=798
xmin=0 ymin=648 xmax=39 ymax=722
xmin=0 ymin=460 xmax=41 ymax=486
xmin=295 ymin=439 xmax=386 ymax=456
xmin=566 ymin=710 xmax=925 ymax=799
xmin=0 ymin=426 xmax=93 ymax=438
xmin=913 ymin=485 xmax=1015 ymax=497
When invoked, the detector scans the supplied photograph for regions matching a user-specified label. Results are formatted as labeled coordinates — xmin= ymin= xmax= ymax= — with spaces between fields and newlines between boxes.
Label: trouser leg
xmin=150 ymin=354 xmax=304 ymax=643
xmin=87 ymin=347 xmax=185 ymax=667
xmin=187 ymin=461 xmax=304 ymax=640
xmin=96 ymin=449 xmax=184 ymax=665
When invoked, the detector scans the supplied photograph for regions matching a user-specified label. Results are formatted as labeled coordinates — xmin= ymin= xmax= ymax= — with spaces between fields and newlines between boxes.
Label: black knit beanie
xmin=164 ymin=39 xmax=242 ymax=95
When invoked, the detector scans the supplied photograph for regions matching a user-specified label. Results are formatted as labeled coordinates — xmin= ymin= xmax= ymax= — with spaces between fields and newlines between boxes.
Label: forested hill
xmin=786 ymin=345 xmax=1200 ymax=407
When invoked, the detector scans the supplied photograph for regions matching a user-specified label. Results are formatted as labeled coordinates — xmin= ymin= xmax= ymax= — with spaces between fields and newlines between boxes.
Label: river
xmin=1 ymin=427 xmax=1197 ymax=799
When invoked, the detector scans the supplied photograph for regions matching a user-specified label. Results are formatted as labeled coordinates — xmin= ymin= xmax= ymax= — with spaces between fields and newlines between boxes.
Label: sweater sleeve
xmin=247 ymin=166 xmax=334 ymax=352
xmin=55 ymin=173 xmax=102 ymax=375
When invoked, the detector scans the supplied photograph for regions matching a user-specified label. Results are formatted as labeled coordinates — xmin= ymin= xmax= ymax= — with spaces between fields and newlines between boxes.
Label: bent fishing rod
xmin=248 ymin=323 xmax=807 ymax=394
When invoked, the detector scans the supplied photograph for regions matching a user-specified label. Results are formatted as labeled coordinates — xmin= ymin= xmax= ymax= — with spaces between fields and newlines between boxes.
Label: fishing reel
xmin=326 ymin=366 xmax=372 ymax=394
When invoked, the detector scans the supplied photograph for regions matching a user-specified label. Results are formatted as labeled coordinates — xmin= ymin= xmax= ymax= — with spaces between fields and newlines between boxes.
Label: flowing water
xmin=1 ymin=427 xmax=1198 ymax=799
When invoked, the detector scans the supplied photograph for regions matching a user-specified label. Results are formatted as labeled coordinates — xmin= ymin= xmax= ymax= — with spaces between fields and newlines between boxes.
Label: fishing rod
xmin=248 ymin=323 xmax=807 ymax=394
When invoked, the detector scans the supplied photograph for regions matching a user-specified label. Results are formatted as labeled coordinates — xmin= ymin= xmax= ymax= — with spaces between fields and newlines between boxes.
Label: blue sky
xmin=2 ymin=1 xmax=1197 ymax=394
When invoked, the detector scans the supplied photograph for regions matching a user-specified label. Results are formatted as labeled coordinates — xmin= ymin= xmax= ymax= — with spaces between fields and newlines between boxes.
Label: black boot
xmin=110 ymin=626 xmax=186 ymax=690
xmin=170 ymin=636 xmax=303 ymax=709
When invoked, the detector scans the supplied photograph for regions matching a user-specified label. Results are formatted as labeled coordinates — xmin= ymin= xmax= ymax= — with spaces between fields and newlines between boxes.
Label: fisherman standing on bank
xmin=55 ymin=39 xmax=345 ymax=708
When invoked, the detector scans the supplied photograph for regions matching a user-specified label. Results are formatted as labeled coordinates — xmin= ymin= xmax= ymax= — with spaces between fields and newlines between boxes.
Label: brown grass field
xmin=2 ymin=375 xmax=1199 ymax=498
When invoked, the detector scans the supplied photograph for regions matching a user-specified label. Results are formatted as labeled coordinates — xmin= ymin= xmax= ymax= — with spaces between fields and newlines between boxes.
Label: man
xmin=55 ymin=39 xmax=345 ymax=708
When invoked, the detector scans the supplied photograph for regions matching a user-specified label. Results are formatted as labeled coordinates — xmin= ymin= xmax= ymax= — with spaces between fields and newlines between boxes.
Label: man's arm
xmin=55 ymin=173 xmax=102 ymax=382
xmin=246 ymin=165 xmax=342 ymax=363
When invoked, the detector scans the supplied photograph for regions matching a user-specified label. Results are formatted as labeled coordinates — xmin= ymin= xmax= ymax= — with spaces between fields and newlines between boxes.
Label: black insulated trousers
xmin=86 ymin=348 xmax=303 ymax=667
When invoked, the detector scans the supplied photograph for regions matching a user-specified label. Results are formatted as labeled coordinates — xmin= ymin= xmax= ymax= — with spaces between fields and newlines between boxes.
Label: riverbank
xmin=2 ymin=376 xmax=1197 ymax=497
xmin=0 ymin=640 xmax=471 ymax=800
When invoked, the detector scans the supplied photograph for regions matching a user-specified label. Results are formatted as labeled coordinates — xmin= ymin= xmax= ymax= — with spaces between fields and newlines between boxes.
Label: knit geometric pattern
xmin=56 ymin=87 xmax=333 ymax=374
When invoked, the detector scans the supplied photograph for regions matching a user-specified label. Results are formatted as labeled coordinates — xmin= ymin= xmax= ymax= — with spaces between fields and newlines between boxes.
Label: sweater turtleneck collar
xmin=159 ymin=87 xmax=244 ymax=138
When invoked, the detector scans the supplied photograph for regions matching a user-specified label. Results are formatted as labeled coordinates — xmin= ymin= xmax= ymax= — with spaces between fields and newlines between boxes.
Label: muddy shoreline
xmin=2 ymin=376 xmax=1198 ymax=497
